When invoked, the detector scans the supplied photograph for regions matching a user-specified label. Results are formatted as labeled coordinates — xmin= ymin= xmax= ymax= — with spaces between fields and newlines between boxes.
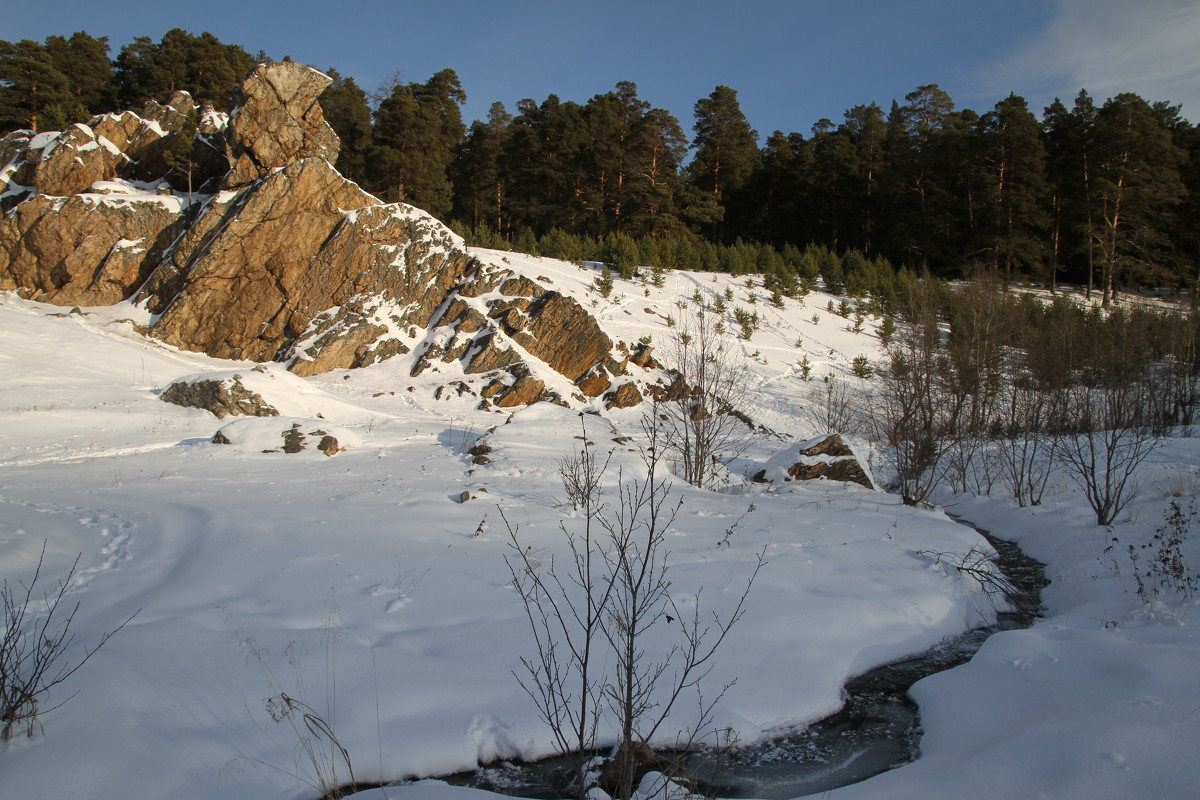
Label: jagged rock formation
xmin=0 ymin=189 xmax=185 ymax=304
xmin=753 ymin=434 xmax=876 ymax=489
xmin=223 ymin=63 xmax=339 ymax=188
xmin=0 ymin=61 xmax=652 ymax=409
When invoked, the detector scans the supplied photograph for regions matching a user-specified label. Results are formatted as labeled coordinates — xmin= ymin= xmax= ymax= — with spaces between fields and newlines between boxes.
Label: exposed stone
xmin=494 ymin=372 xmax=546 ymax=408
xmin=223 ymin=62 xmax=340 ymax=188
xmin=0 ymin=61 xmax=638 ymax=411
xmin=462 ymin=333 xmax=523 ymax=375
xmin=149 ymin=158 xmax=378 ymax=362
xmin=577 ymin=368 xmax=612 ymax=398
xmin=651 ymin=373 xmax=689 ymax=402
xmin=605 ymin=382 xmax=644 ymax=409
xmin=752 ymin=434 xmax=875 ymax=489
xmin=499 ymin=276 xmax=546 ymax=298
xmin=511 ymin=292 xmax=613 ymax=382
xmin=630 ymin=343 xmax=661 ymax=369
xmin=316 ymin=434 xmax=340 ymax=456
xmin=160 ymin=374 xmax=280 ymax=419
xmin=0 ymin=131 xmax=37 ymax=203
xmin=0 ymin=193 xmax=185 ymax=305
xmin=786 ymin=459 xmax=872 ymax=487
xmin=797 ymin=433 xmax=854 ymax=458
xmin=33 ymin=124 xmax=126 ymax=197
xmin=282 ymin=423 xmax=305 ymax=453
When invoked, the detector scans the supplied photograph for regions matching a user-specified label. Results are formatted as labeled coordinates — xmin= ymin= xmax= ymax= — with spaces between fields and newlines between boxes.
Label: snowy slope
xmin=1 ymin=252 xmax=1198 ymax=800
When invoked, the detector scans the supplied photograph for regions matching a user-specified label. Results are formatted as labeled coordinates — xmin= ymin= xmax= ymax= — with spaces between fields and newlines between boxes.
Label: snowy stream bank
xmin=434 ymin=519 xmax=1048 ymax=800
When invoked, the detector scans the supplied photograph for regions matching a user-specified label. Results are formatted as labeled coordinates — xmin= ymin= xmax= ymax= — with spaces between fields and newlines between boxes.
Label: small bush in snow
xmin=1 ymin=544 xmax=137 ymax=740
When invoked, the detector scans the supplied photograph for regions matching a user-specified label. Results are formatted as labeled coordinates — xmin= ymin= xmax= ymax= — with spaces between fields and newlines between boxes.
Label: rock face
xmin=753 ymin=434 xmax=876 ymax=489
xmin=0 ymin=61 xmax=652 ymax=409
xmin=223 ymin=62 xmax=339 ymax=188
xmin=147 ymin=157 xmax=379 ymax=361
xmin=0 ymin=189 xmax=185 ymax=304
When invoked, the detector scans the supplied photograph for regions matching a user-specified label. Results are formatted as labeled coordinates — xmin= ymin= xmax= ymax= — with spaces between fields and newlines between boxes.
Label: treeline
xmin=3 ymin=29 xmax=1198 ymax=299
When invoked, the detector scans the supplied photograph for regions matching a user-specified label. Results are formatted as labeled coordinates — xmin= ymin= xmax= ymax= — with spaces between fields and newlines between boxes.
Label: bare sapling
xmin=661 ymin=309 xmax=753 ymax=488
xmin=504 ymin=415 xmax=765 ymax=800
xmin=1 ymin=542 xmax=138 ymax=740
xmin=504 ymin=417 xmax=616 ymax=798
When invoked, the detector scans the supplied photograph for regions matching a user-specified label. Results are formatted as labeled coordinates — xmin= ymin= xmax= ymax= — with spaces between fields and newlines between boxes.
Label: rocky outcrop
xmin=160 ymin=371 xmax=280 ymax=418
xmin=147 ymin=157 xmax=379 ymax=361
xmin=0 ymin=189 xmax=185 ymax=304
xmin=752 ymin=434 xmax=875 ymax=489
xmin=282 ymin=201 xmax=480 ymax=375
xmin=223 ymin=62 xmax=339 ymax=188
xmin=0 ymin=61 xmax=654 ymax=410
xmin=32 ymin=124 xmax=126 ymax=197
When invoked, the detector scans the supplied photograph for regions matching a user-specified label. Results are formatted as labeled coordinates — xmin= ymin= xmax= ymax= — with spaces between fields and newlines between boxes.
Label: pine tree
xmin=162 ymin=103 xmax=199 ymax=198
xmin=44 ymin=32 xmax=114 ymax=117
xmin=1091 ymin=93 xmax=1187 ymax=304
xmin=451 ymin=102 xmax=512 ymax=234
xmin=976 ymin=94 xmax=1050 ymax=279
xmin=370 ymin=68 xmax=466 ymax=219
xmin=114 ymin=29 xmax=256 ymax=108
xmin=319 ymin=69 xmax=372 ymax=184
xmin=501 ymin=94 xmax=589 ymax=233
xmin=688 ymin=85 xmax=759 ymax=236
xmin=0 ymin=39 xmax=71 ymax=131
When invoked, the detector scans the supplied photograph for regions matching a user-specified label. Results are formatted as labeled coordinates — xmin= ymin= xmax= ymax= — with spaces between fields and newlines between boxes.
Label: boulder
xmin=577 ymin=367 xmax=612 ymax=398
xmin=752 ymin=434 xmax=875 ymax=489
xmin=605 ymin=382 xmax=644 ymax=409
xmin=160 ymin=373 xmax=280 ymax=419
xmin=33 ymin=123 xmax=126 ymax=197
xmin=223 ymin=62 xmax=340 ymax=188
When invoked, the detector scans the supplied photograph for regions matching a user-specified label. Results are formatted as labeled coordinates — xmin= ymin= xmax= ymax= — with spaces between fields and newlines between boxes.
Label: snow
xmin=1 ymin=252 xmax=1198 ymax=800
xmin=77 ymin=179 xmax=186 ymax=213
xmin=26 ymin=130 xmax=60 ymax=151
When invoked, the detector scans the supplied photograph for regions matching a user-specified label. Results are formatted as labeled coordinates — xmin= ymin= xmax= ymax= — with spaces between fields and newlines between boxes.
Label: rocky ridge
xmin=0 ymin=62 xmax=656 ymax=409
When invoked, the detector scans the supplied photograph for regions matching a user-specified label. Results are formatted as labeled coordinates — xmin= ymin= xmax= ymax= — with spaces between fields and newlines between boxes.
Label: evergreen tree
xmin=452 ymin=102 xmax=513 ymax=234
xmin=319 ymin=68 xmax=372 ymax=184
xmin=44 ymin=32 xmax=114 ymax=117
xmin=0 ymin=39 xmax=71 ymax=131
xmin=114 ymin=29 xmax=256 ymax=107
xmin=1091 ymin=93 xmax=1187 ymax=303
xmin=370 ymin=68 xmax=466 ymax=219
xmin=501 ymin=94 xmax=589 ymax=233
xmin=688 ymin=85 xmax=760 ymax=236
xmin=975 ymin=94 xmax=1050 ymax=279
xmin=162 ymin=103 xmax=199 ymax=197
xmin=623 ymin=106 xmax=691 ymax=237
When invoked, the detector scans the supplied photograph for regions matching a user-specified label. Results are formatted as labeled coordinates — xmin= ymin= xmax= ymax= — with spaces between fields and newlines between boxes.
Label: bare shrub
xmin=505 ymin=417 xmax=765 ymax=800
xmin=660 ymin=310 xmax=753 ymax=488
xmin=803 ymin=375 xmax=862 ymax=435
xmin=1 ymin=543 xmax=137 ymax=740
xmin=1053 ymin=380 xmax=1163 ymax=526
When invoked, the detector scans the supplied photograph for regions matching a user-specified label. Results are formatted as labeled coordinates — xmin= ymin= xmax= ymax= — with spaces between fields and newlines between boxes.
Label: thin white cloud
xmin=997 ymin=0 xmax=1200 ymax=118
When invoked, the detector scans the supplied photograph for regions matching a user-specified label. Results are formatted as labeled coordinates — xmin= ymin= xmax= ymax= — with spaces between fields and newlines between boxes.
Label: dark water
xmin=439 ymin=517 xmax=1048 ymax=799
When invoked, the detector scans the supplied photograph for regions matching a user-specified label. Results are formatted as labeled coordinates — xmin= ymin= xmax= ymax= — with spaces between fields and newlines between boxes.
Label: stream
xmin=441 ymin=517 xmax=1048 ymax=800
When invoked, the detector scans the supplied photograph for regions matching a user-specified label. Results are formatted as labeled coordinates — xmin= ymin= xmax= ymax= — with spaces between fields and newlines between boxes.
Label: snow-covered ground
xmin=1 ymin=251 xmax=1197 ymax=800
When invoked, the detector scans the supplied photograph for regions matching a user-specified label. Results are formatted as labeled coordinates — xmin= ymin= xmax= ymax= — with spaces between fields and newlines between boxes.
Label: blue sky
xmin=6 ymin=0 xmax=1199 ymax=136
